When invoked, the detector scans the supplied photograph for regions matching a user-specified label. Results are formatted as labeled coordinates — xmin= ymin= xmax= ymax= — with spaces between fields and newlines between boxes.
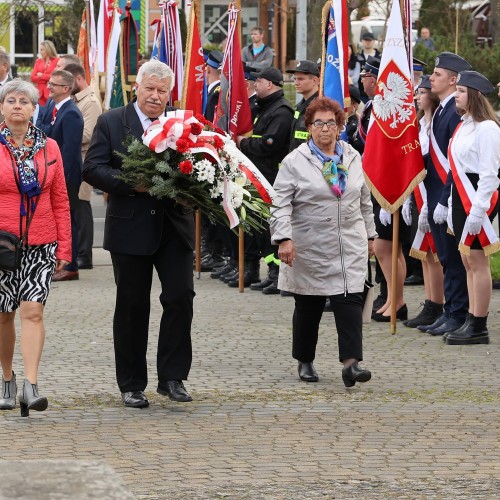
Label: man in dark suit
xmin=83 ymin=60 xmax=195 ymax=408
xmin=37 ymin=69 xmax=84 ymax=281
xmin=417 ymin=52 xmax=472 ymax=337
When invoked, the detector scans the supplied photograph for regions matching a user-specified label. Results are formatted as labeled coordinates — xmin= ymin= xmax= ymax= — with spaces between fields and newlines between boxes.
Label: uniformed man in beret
xmin=286 ymin=60 xmax=320 ymax=152
xmin=417 ymin=52 xmax=472 ymax=337
xmin=357 ymin=32 xmax=381 ymax=103
xmin=236 ymin=67 xmax=293 ymax=294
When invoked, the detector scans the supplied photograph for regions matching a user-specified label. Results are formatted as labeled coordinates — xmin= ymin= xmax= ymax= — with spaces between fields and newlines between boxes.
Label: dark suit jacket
xmin=425 ymin=98 xmax=461 ymax=209
xmin=37 ymin=98 xmax=84 ymax=209
xmin=82 ymin=101 xmax=195 ymax=255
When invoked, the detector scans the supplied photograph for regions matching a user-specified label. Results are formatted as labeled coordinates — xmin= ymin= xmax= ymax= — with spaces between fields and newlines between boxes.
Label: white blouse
xmin=418 ymin=116 xmax=430 ymax=156
xmin=449 ymin=115 xmax=500 ymax=215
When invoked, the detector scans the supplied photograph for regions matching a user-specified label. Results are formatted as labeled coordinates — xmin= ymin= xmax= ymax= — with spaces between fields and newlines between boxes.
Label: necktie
xmin=51 ymin=106 xmax=58 ymax=124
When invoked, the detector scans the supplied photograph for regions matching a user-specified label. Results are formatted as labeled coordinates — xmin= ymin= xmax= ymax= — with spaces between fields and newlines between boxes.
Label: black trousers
xmin=110 ymin=219 xmax=195 ymax=393
xmin=77 ymin=199 xmax=93 ymax=264
xmin=292 ymin=292 xmax=363 ymax=363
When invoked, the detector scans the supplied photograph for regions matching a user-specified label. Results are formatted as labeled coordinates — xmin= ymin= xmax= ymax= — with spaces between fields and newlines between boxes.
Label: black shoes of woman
xmin=341 ymin=363 xmax=372 ymax=388
xmin=372 ymin=304 xmax=408 ymax=322
xmin=19 ymin=379 xmax=48 ymax=417
xmin=298 ymin=362 xmax=319 ymax=382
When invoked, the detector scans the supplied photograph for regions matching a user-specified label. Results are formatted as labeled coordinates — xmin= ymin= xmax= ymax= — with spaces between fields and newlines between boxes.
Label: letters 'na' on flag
xmin=97 ymin=0 xmax=114 ymax=72
xmin=104 ymin=7 xmax=122 ymax=110
xmin=215 ymin=3 xmax=253 ymax=138
xmin=362 ymin=0 xmax=425 ymax=212
xmin=181 ymin=0 xmax=205 ymax=114
xmin=320 ymin=0 xmax=349 ymax=108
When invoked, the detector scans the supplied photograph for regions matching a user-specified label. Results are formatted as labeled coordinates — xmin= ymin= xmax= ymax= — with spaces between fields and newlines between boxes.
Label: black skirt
xmin=452 ymin=173 xmax=498 ymax=250
xmin=373 ymin=197 xmax=411 ymax=243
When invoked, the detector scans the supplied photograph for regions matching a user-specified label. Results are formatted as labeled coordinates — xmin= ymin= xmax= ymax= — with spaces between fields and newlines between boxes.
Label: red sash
xmin=410 ymin=182 xmax=438 ymax=261
xmin=448 ymin=123 xmax=500 ymax=256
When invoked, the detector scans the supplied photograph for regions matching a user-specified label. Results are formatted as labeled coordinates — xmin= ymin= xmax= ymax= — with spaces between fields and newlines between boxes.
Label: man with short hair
xmin=416 ymin=27 xmax=435 ymax=51
xmin=64 ymin=63 xmax=102 ymax=270
xmin=286 ymin=60 xmax=320 ymax=152
xmin=55 ymin=54 xmax=81 ymax=70
xmin=417 ymin=52 xmax=472 ymax=337
xmin=38 ymin=70 xmax=84 ymax=281
xmin=83 ymin=60 xmax=195 ymax=408
xmin=236 ymin=67 xmax=293 ymax=294
xmin=242 ymin=26 xmax=273 ymax=70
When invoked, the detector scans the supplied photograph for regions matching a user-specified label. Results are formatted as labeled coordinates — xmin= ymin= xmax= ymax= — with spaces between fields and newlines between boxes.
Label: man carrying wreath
xmin=83 ymin=60 xmax=195 ymax=408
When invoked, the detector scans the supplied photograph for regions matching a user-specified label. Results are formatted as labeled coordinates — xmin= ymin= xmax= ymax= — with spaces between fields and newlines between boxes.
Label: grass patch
xmin=490 ymin=252 xmax=500 ymax=280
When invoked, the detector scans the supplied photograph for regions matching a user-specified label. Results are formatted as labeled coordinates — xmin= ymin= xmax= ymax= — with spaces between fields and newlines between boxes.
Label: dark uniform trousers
xmin=110 ymin=215 xmax=195 ymax=393
xmin=292 ymin=293 xmax=364 ymax=363
xmin=78 ymin=199 xmax=93 ymax=264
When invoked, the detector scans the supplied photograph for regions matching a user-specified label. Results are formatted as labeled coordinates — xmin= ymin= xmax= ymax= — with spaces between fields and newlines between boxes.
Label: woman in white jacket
xmin=270 ymin=96 xmax=377 ymax=387
xmin=445 ymin=71 xmax=500 ymax=345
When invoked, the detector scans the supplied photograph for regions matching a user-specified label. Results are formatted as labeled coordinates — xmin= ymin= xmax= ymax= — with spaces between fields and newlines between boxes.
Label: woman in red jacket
xmin=0 ymin=79 xmax=71 ymax=417
xmin=30 ymin=40 xmax=59 ymax=106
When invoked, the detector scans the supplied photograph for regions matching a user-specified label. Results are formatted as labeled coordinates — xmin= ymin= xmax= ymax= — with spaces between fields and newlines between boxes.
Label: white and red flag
xmin=97 ymin=0 xmax=114 ymax=73
xmin=363 ymin=0 xmax=425 ymax=211
xmin=215 ymin=3 xmax=253 ymax=139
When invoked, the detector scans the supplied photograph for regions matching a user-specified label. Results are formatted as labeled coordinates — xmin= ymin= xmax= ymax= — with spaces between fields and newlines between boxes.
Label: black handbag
xmin=0 ymin=147 xmax=48 ymax=272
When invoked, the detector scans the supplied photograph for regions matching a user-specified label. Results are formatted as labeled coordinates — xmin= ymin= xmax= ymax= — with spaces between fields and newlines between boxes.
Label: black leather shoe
xmin=77 ymin=259 xmax=93 ymax=270
xmin=280 ymin=290 xmax=294 ymax=297
xmin=341 ymin=362 xmax=371 ymax=388
xmin=121 ymin=391 xmax=149 ymax=408
xmin=372 ymin=304 xmax=408 ymax=322
xmin=250 ymin=277 xmax=274 ymax=290
xmin=417 ymin=314 xmax=448 ymax=332
xmin=298 ymin=362 xmax=318 ymax=382
xmin=157 ymin=381 xmax=193 ymax=402
xmin=404 ymin=274 xmax=424 ymax=286
xmin=262 ymin=281 xmax=280 ymax=294
xmin=427 ymin=317 xmax=463 ymax=336
xmin=443 ymin=313 xmax=472 ymax=342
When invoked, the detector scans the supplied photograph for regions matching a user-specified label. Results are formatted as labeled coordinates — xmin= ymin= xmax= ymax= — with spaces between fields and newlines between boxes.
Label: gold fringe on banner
xmin=363 ymin=169 xmax=426 ymax=214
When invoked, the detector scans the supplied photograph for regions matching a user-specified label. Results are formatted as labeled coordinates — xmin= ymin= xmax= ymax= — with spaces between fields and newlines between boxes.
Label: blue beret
xmin=434 ymin=52 xmax=471 ymax=74
xmin=360 ymin=56 xmax=380 ymax=77
xmin=413 ymin=57 xmax=427 ymax=72
xmin=457 ymin=70 xmax=495 ymax=95
xmin=416 ymin=75 xmax=432 ymax=90
xmin=206 ymin=51 xmax=223 ymax=69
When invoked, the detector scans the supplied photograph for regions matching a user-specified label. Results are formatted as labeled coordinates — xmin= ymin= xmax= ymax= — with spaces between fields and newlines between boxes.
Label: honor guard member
xmin=204 ymin=50 xmax=223 ymax=122
xmin=237 ymin=67 xmax=293 ymax=294
xmin=417 ymin=52 xmax=472 ymax=337
xmin=412 ymin=57 xmax=427 ymax=89
xmin=357 ymin=32 xmax=381 ymax=103
xmin=286 ymin=60 xmax=320 ymax=152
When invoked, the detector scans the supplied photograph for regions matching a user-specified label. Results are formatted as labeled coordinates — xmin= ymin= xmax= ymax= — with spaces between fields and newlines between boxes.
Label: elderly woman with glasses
xmin=270 ymin=96 xmax=376 ymax=388
xmin=0 ymin=79 xmax=71 ymax=416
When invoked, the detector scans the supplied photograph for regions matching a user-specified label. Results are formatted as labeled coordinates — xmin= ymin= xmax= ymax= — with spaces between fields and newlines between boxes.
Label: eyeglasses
xmin=47 ymin=81 xmax=68 ymax=88
xmin=312 ymin=120 xmax=337 ymax=129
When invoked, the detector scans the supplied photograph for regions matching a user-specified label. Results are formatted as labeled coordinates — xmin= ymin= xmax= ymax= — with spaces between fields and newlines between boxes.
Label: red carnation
xmin=190 ymin=122 xmax=203 ymax=135
xmin=179 ymin=160 xmax=193 ymax=174
xmin=195 ymin=114 xmax=210 ymax=126
xmin=176 ymin=138 xmax=190 ymax=153
xmin=213 ymin=136 xmax=224 ymax=150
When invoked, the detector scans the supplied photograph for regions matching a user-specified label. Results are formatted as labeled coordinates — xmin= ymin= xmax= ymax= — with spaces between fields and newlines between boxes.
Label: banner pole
xmin=390 ymin=208 xmax=400 ymax=334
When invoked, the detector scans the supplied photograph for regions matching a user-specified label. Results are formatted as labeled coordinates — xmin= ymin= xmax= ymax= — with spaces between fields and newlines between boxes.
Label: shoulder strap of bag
xmin=9 ymin=146 xmax=49 ymax=245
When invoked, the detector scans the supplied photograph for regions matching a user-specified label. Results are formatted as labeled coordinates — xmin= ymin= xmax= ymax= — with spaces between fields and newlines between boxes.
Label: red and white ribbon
xmin=429 ymin=124 xmax=450 ymax=185
xmin=410 ymin=182 xmax=438 ymax=260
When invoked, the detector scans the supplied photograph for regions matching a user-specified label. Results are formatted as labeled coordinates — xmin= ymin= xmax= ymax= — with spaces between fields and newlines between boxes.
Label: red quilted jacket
xmin=0 ymin=139 xmax=72 ymax=262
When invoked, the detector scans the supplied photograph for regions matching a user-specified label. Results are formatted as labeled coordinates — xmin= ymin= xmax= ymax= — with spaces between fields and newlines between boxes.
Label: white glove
xmin=433 ymin=203 xmax=448 ymax=225
xmin=379 ymin=208 xmax=392 ymax=226
xmin=402 ymin=198 xmax=412 ymax=226
xmin=467 ymin=213 xmax=484 ymax=235
xmin=418 ymin=203 xmax=430 ymax=233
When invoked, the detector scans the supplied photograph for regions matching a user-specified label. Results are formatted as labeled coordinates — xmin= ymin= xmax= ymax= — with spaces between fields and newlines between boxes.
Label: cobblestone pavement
xmin=1 ymin=249 xmax=499 ymax=499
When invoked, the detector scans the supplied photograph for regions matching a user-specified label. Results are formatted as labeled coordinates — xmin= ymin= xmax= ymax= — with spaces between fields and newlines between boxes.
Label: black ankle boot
xmin=443 ymin=312 xmax=471 ymax=341
xmin=228 ymin=261 xmax=261 ymax=287
xmin=250 ymin=264 xmax=278 ymax=291
xmin=446 ymin=314 xmax=489 ymax=345
xmin=404 ymin=300 xmax=443 ymax=328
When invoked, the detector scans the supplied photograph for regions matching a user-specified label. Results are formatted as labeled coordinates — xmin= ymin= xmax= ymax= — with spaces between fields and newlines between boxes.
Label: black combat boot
xmin=404 ymin=300 xmax=443 ymax=328
xmin=262 ymin=264 xmax=280 ymax=295
xmin=250 ymin=263 xmax=276 ymax=291
xmin=228 ymin=261 xmax=261 ymax=287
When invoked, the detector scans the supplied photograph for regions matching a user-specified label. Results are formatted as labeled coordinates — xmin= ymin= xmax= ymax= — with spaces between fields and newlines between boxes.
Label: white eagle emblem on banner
xmin=373 ymin=71 xmax=413 ymax=129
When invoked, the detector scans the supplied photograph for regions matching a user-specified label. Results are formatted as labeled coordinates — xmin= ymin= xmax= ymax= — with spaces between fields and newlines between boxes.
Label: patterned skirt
xmin=0 ymin=242 xmax=57 ymax=312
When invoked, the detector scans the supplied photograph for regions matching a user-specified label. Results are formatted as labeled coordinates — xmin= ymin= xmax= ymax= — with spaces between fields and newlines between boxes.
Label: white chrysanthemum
xmin=222 ymin=142 xmax=243 ymax=176
xmin=228 ymin=180 xmax=244 ymax=209
xmin=209 ymin=180 xmax=224 ymax=198
xmin=193 ymin=159 xmax=216 ymax=184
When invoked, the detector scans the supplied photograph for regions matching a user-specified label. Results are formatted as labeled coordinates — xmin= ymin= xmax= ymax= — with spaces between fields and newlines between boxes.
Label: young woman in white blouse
xmin=445 ymin=71 xmax=500 ymax=345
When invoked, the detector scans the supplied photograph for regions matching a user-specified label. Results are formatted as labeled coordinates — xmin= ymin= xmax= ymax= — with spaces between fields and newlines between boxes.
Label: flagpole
xmin=235 ymin=0 xmax=245 ymax=293
xmin=390 ymin=209 xmax=400 ymax=334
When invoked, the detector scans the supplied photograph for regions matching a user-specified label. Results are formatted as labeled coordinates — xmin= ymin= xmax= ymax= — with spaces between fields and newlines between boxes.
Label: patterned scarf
xmin=0 ymin=123 xmax=46 ymax=215
xmin=309 ymin=139 xmax=348 ymax=197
